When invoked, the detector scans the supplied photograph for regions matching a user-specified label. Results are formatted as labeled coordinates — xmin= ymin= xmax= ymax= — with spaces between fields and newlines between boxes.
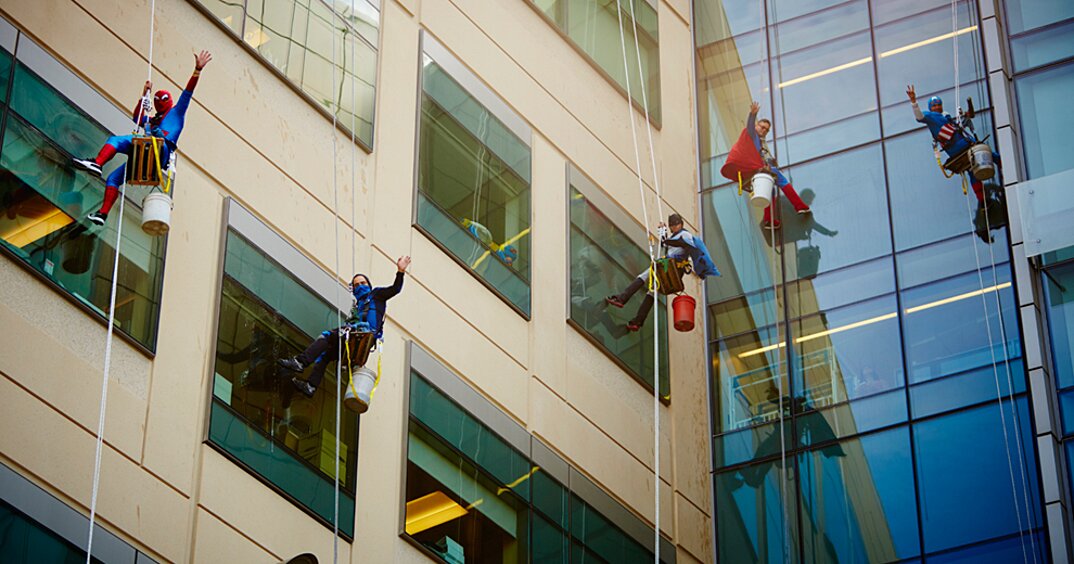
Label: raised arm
xmin=184 ymin=50 xmax=212 ymax=93
xmin=747 ymin=101 xmax=759 ymax=141
xmin=132 ymin=80 xmax=152 ymax=123
xmin=372 ymin=256 xmax=411 ymax=301
xmin=906 ymin=85 xmax=925 ymax=122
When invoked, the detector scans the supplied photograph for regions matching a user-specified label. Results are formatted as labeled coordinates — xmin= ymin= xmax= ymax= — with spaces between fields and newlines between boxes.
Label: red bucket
xmin=672 ymin=294 xmax=696 ymax=332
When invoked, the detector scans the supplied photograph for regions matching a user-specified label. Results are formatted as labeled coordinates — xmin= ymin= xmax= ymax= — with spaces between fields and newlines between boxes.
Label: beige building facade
xmin=0 ymin=0 xmax=713 ymax=562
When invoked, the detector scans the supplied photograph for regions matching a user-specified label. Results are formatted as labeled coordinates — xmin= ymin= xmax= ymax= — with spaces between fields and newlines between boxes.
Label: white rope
xmin=85 ymin=185 xmax=126 ymax=564
xmin=330 ymin=12 xmax=342 ymax=564
xmin=86 ymin=0 xmax=155 ymax=558
xmin=962 ymin=190 xmax=1029 ymax=564
xmin=613 ymin=2 xmax=659 ymax=561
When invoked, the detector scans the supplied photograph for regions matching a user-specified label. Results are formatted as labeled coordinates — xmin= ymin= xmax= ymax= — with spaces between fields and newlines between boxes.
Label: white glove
xmin=657 ymin=225 xmax=670 ymax=241
xmin=141 ymin=94 xmax=153 ymax=117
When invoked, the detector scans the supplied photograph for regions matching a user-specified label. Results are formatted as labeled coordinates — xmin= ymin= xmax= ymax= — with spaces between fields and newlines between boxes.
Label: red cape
xmin=719 ymin=128 xmax=765 ymax=183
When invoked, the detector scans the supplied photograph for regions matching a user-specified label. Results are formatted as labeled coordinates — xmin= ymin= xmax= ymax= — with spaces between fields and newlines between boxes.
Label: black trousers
xmin=616 ymin=276 xmax=654 ymax=325
xmin=297 ymin=328 xmax=342 ymax=389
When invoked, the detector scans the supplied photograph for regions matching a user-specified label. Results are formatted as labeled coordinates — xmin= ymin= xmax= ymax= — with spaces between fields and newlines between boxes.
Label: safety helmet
xmin=927 ymin=95 xmax=943 ymax=111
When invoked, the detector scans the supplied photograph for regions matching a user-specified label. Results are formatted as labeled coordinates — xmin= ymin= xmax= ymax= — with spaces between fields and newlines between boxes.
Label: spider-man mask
xmin=154 ymin=90 xmax=173 ymax=114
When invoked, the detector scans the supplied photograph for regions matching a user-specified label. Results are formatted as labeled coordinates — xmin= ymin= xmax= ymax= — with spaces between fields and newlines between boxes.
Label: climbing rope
xmin=613 ymin=2 xmax=661 ymax=560
xmin=949 ymin=0 xmax=1032 ymax=559
xmin=85 ymin=1 xmax=156 ymax=561
xmin=330 ymin=12 xmax=342 ymax=564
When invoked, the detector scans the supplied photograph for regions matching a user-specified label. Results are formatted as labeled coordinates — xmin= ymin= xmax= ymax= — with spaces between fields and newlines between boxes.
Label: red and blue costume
xmin=720 ymin=112 xmax=809 ymax=225
xmin=913 ymin=95 xmax=1000 ymax=202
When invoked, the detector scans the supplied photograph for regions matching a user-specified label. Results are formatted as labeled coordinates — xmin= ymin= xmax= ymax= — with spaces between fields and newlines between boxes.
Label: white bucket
xmin=969 ymin=143 xmax=995 ymax=181
xmin=750 ymin=172 xmax=775 ymax=208
xmin=344 ymin=366 xmax=376 ymax=414
xmin=141 ymin=192 xmax=173 ymax=236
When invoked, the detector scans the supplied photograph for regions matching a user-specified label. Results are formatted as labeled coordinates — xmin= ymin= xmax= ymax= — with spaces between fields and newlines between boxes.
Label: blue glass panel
xmin=1044 ymin=262 xmax=1074 ymax=389
xmin=1059 ymin=389 xmax=1074 ymax=436
xmin=1005 ymin=0 xmax=1074 ymax=34
xmin=926 ymin=531 xmax=1047 ymax=562
xmin=715 ymin=421 xmax=794 ymax=469
xmin=715 ymin=460 xmax=798 ymax=563
xmin=1011 ymin=19 xmax=1074 ymax=72
xmin=797 ymin=390 xmax=907 ymax=445
xmin=913 ymin=397 xmax=1041 ymax=554
xmin=1017 ymin=62 xmax=1074 ymax=179
xmin=798 ymin=427 xmax=920 ymax=561
xmin=713 ymin=328 xmax=790 ymax=434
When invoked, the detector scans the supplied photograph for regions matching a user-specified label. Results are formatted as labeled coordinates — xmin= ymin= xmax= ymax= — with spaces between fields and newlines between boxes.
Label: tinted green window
xmin=0 ymin=59 xmax=164 ymax=350
xmin=569 ymin=184 xmax=669 ymax=397
xmin=416 ymin=58 xmax=531 ymax=315
xmin=193 ymin=0 xmax=377 ymax=146
xmin=404 ymin=371 xmax=664 ymax=563
xmin=0 ymin=500 xmax=96 ymax=563
xmin=530 ymin=0 xmax=661 ymax=123
xmin=209 ymin=229 xmax=356 ymax=537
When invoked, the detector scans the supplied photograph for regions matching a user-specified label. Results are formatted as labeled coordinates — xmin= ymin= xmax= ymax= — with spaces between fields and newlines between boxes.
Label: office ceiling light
xmin=736 ymin=282 xmax=1009 ymax=358
xmin=776 ymin=25 xmax=978 ymax=89
xmin=405 ymin=491 xmax=468 ymax=535
xmin=0 ymin=207 xmax=74 ymax=249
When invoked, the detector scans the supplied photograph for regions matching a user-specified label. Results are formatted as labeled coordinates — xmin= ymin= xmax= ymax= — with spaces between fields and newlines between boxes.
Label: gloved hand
xmin=657 ymin=225 xmax=670 ymax=241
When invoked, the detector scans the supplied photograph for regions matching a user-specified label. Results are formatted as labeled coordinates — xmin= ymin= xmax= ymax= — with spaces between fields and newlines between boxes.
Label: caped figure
xmin=277 ymin=256 xmax=411 ymax=398
xmin=720 ymin=102 xmax=811 ymax=229
xmin=906 ymin=84 xmax=1000 ymax=203
xmin=72 ymin=50 xmax=213 ymax=225
xmin=605 ymin=213 xmax=719 ymax=331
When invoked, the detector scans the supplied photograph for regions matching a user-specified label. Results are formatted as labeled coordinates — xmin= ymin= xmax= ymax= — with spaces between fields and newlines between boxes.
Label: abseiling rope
xmin=330 ymin=12 xmax=342 ymax=564
xmin=86 ymin=0 xmax=155 ymax=561
xmin=613 ymin=1 xmax=660 ymax=561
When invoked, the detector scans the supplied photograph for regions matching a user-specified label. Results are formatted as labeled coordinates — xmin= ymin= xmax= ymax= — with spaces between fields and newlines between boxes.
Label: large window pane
xmin=529 ymin=0 xmax=660 ymax=123
xmin=0 ymin=500 xmax=95 ymax=562
xmin=0 ymin=61 xmax=164 ymax=350
xmin=416 ymin=56 xmax=531 ymax=315
xmin=714 ymin=326 xmax=788 ymax=434
xmin=569 ymin=184 xmax=668 ymax=396
xmin=797 ymin=428 xmax=920 ymax=562
xmin=1010 ymin=19 xmax=1074 ymax=72
xmin=193 ymin=0 xmax=378 ymax=147
xmin=570 ymin=494 xmax=655 ymax=563
xmin=913 ymin=398 xmax=1043 ymax=558
xmin=1045 ymin=262 xmax=1074 ymax=390
xmin=715 ymin=457 xmax=798 ymax=564
xmin=1005 ymin=0 xmax=1074 ymax=35
xmin=209 ymin=229 xmax=356 ymax=537
xmin=1017 ymin=62 xmax=1074 ymax=179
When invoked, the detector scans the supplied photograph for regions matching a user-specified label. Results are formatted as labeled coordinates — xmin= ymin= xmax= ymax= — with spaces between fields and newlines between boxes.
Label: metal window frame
xmin=201 ymin=197 xmax=358 ymax=539
xmin=401 ymin=340 xmax=675 ymax=562
xmin=411 ymin=30 xmax=534 ymax=319
xmin=0 ymin=461 xmax=159 ymax=563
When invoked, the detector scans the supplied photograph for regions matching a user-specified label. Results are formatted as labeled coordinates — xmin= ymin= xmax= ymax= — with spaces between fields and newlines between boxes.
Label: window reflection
xmin=568 ymin=183 xmax=669 ymax=396
xmin=715 ymin=458 xmax=798 ymax=564
xmin=416 ymin=57 xmax=531 ymax=315
xmin=0 ymin=48 xmax=164 ymax=350
xmin=210 ymin=230 xmax=357 ymax=536
xmin=529 ymin=0 xmax=660 ymax=123
xmin=1045 ymin=263 xmax=1074 ymax=391
xmin=1017 ymin=62 xmax=1074 ymax=178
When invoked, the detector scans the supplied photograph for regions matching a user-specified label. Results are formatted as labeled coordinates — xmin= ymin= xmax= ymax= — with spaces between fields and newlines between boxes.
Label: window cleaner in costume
xmin=277 ymin=256 xmax=411 ymax=398
xmin=719 ymin=102 xmax=811 ymax=229
xmin=72 ymin=50 xmax=213 ymax=226
xmin=905 ymin=84 xmax=1000 ymax=203
xmin=605 ymin=213 xmax=719 ymax=331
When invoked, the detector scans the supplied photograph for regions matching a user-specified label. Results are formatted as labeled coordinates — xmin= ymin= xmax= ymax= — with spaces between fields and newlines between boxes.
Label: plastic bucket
xmin=141 ymin=192 xmax=173 ymax=236
xmin=672 ymin=294 xmax=696 ymax=332
xmin=750 ymin=172 xmax=775 ymax=208
xmin=969 ymin=144 xmax=995 ymax=181
xmin=344 ymin=366 xmax=377 ymax=414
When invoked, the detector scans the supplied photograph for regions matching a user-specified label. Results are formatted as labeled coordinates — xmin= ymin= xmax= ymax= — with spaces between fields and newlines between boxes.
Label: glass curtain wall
xmin=415 ymin=38 xmax=532 ymax=315
xmin=0 ymin=23 xmax=165 ymax=351
xmin=209 ymin=227 xmax=357 ymax=538
xmin=528 ymin=0 xmax=661 ymax=123
xmin=568 ymin=168 xmax=669 ymax=397
xmin=193 ymin=0 xmax=379 ymax=147
xmin=695 ymin=0 xmax=1044 ymax=560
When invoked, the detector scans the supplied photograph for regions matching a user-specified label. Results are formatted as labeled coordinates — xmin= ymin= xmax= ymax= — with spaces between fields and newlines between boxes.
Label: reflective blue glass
xmin=1005 ymin=0 xmax=1074 ymax=35
xmin=1011 ymin=19 xmax=1074 ymax=72
xmin=715 ymin=458 xmax=798 ymax=564
xmin=797 ymin=427 xmax=920 ymax=562
xmin=913 ymin=397 xmax=1041 ymax=555
xmin=1044 ymin=262 xmax=1074 ymax=389
xmin=1017 ymin=62 xmax=1074 ymax=178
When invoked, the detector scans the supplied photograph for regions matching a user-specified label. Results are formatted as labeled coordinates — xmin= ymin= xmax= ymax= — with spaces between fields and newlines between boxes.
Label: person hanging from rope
xmin=905 ymin=85 xmax=1000 ymax=203
xmin=605 ymin=213 xmax=719 ymax=331
xmin=720 ymin=102 xmax=811 ymax=229
xmin=72 ymin=50 xmax=213 ymax=225
xmin=277 ymin=256 xmax=411 ymax=398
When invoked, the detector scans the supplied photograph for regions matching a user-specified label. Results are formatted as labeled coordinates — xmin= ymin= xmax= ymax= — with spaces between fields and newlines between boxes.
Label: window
xmin=0 ymin=21 xmax=165 ymax=351
xmin=404 ymin=344 xmax=672 ymax=563
xmin=208 ymin=199 xmax=358 ymax=538
xmin=191 ymin=0 xmax=379 ymax=148
xmin=528 ymin=0 xmax=661 ymax=124
xmin=568 ymin=166 xmax=668 ymax=397
xmin=1016 ymin=62 xmax=1074 ymax=179
xmin=415 ymin=33 xmax=532 ymax=316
